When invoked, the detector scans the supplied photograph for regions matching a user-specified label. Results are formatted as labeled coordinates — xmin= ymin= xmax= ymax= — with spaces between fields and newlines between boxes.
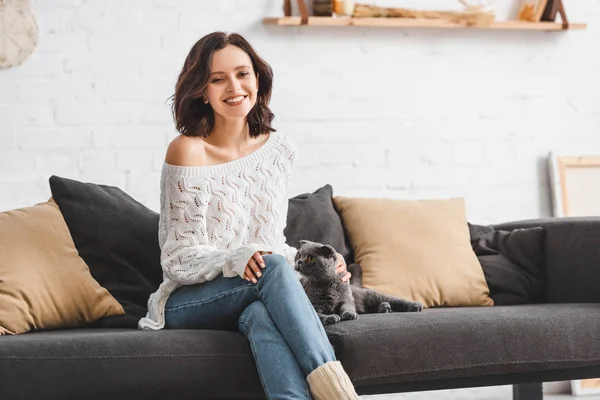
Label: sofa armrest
xmin=493 ymin=217 xmax=600 ymax=304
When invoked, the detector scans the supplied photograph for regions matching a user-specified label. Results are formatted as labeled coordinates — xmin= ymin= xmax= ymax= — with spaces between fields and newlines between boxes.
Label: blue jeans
xmin=164 ymin=254 xmax=337 ymax=400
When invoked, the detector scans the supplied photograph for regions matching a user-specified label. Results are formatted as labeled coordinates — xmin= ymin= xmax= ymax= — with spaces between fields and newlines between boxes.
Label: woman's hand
xmin=244 ymin=251 xmax=270 ymax=284
xmin=335 ymin=253 xmax=351 ymax=283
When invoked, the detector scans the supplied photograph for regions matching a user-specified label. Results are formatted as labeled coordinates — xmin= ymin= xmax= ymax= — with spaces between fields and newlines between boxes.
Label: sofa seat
xmin=327 ymin=304 xmax=600 ymax=392
xmin=0 ymin=328 xmax=264 ymax=399
xmin=2 ymin=304 xmax=600 ymax=399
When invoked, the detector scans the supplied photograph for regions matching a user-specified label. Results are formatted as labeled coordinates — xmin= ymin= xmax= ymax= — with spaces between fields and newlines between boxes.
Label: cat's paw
xmin=378 ymin=303 xmax=392 ymax=313
xmin=321 ymin=314 xmax=341 ymax=326
xmin=408 ymin=301 xmax=423 ymax=312
xmin=340 ymin=311 xmax=359 ymax=321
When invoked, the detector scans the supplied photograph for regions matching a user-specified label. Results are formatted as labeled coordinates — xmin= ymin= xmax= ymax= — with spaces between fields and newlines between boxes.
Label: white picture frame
xmin=548 ymin=152 xmax=600 ymax=218
xmin=571 ymin=378 xmax=600 ymax=396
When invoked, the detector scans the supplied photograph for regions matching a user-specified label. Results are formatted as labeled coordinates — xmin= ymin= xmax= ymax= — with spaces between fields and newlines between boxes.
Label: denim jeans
xmin=164 ymin=254 xmax=337 ymax=400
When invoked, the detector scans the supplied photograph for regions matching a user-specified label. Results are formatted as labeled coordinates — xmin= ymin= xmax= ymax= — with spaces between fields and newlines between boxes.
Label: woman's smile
xmin=224 ymin=94 xmax=248 ymax=106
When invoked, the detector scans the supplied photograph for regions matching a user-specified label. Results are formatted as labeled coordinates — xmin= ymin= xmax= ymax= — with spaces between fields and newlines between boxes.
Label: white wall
xmin=1 ymin=0 xmax=599 ymax=225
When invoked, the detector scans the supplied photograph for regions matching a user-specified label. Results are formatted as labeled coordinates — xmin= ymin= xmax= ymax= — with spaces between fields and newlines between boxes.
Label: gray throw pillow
xmin=49 ymin=175 xmax=163 ymax=328
xmin=285 ymin=184 xmax=354 ymax=264
xmin=468 ymin=223 xmax=545 ymax=305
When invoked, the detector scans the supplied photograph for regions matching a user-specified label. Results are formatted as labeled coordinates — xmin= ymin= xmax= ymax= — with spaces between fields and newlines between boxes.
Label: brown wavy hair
xmin=171 ymin=32 xmax=275 ymax=138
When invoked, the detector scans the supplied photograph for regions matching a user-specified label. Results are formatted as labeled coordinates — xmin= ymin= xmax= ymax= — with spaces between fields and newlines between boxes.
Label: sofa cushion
xmin=325 ymin=304 xmax=600 ymax=388
xmin=49 ymin=176 xmax=164 ymax=328
xmin=285 ymin=184 xmax=353 ymax=264
xmin=332 ymin=196 xmax=493 ymax=308
xmin=0 ymin=199 xmax=124 ymax=335
xmin=468 ymin=223 xmax=545 ymax=305
xmin=0 ymin=328 xmax=265 ymax=399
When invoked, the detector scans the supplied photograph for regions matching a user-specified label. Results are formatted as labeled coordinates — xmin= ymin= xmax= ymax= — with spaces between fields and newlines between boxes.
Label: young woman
xmin=138 ymin=31 xmax=359 ymax=400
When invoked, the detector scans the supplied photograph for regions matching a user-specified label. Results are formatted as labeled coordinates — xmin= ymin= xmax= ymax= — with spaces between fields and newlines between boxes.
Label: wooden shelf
xmin=263 ymin=16 xmax=587 ymax=31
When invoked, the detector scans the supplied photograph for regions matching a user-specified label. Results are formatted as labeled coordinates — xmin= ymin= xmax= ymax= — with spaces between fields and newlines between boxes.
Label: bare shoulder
xmin=165 ymin=135 xmax=207 ymax=167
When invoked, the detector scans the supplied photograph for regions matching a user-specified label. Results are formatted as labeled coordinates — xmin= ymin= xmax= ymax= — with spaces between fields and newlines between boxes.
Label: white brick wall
xmin=0 ymin=0 xmax=599 ymax=225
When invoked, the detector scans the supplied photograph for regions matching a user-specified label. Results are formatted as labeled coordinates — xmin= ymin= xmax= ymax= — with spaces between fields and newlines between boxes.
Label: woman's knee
xmin=264 ymin=253 xmax=288 ymax=268
xmin=262 ymin=254 xmax=295 ymax=280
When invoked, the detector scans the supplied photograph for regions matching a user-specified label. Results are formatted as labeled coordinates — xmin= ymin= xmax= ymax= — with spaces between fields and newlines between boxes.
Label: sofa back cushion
xmin=494 ymin=217 xmax=600 ymax=304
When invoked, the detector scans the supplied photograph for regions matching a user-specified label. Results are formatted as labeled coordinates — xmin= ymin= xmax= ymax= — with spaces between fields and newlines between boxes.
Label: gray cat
xmin=294 ymin=240 xmax=423 ymax=326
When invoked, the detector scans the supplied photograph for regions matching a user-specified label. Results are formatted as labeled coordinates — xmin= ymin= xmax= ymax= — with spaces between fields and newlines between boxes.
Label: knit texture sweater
xmin=138 ymin=132 xmax=298 ymax=330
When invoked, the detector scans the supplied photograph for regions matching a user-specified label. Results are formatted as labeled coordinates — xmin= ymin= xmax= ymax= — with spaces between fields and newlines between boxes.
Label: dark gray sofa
xmin=2 ymin=216 xmax=600 ymax=400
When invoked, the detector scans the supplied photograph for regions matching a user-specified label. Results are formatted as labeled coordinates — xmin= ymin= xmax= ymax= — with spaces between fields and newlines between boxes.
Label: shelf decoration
xmin=273 ymin=0 xmax=584 ymax=30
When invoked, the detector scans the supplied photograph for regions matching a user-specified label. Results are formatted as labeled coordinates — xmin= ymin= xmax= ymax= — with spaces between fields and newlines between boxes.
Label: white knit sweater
xmin=138 ymin=132 xmax=298 ymax=330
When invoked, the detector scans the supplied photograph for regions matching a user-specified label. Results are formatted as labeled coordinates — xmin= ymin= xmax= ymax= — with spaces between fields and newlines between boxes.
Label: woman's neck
xmin=207 ymin=117 xmax=250 ymax=150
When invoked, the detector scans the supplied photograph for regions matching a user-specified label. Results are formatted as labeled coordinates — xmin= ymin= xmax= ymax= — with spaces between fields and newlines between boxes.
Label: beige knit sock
xmin=306 ymin=360 xmax=359 ymax=400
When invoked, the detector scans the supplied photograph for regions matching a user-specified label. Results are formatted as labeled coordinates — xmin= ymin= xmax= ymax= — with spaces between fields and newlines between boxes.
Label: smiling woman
xmin=138 ymin=31 xmax=359 ymax=400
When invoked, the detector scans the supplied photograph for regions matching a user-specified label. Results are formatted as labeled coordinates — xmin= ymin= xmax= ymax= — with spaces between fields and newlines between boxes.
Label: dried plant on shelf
xmin=352 ymin=1 xmax=495 ymax=27
xmin=457 ymin=0 xmax=498 ymax=11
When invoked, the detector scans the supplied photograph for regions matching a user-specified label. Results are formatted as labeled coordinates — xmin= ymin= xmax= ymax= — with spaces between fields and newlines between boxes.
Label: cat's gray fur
xmin=295 ymin=240 xmax=423 ymax=326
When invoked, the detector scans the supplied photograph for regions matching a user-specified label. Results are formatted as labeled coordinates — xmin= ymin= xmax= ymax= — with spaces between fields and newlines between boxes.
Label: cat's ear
xmin=300 ymin=240 xmax=319 ymax=247
xmin=321 ymin=244 xmax=337 ymax=258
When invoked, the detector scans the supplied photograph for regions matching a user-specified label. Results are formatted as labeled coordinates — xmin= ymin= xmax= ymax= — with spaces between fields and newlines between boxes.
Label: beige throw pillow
xmin=0 ymin=198 xmax=124 ymax=335
xmin=333 ymin=196 xmax=493 ymax=308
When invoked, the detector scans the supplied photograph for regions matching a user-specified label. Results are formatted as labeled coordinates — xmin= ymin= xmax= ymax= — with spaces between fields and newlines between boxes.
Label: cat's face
xmin=294 ymin=240 xmax=338 ymax=280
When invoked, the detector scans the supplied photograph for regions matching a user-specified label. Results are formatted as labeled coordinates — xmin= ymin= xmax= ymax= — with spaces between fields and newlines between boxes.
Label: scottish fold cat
xmin=295 ymin=240 xmax=423 ymax=326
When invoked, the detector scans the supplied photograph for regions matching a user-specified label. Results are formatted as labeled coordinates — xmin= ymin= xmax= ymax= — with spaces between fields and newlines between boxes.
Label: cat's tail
xmin=362 ymin=288 xmax=419 ymax=313
xmin=359 ymin=288 xmax=393 ymax=313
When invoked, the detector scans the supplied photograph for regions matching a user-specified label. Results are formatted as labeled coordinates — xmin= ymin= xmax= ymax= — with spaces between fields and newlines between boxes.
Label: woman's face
xmin=205 ymin=45 xmax=258 ymax=121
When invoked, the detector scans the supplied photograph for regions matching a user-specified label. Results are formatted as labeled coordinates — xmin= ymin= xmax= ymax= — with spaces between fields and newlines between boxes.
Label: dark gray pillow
xmin=49 ymin=176 xmax=163 ymax=328
xmin=468 ymin=223 xmax=545 ymax=305
xmin=285 ymin=184 xmax=353 ymax=264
